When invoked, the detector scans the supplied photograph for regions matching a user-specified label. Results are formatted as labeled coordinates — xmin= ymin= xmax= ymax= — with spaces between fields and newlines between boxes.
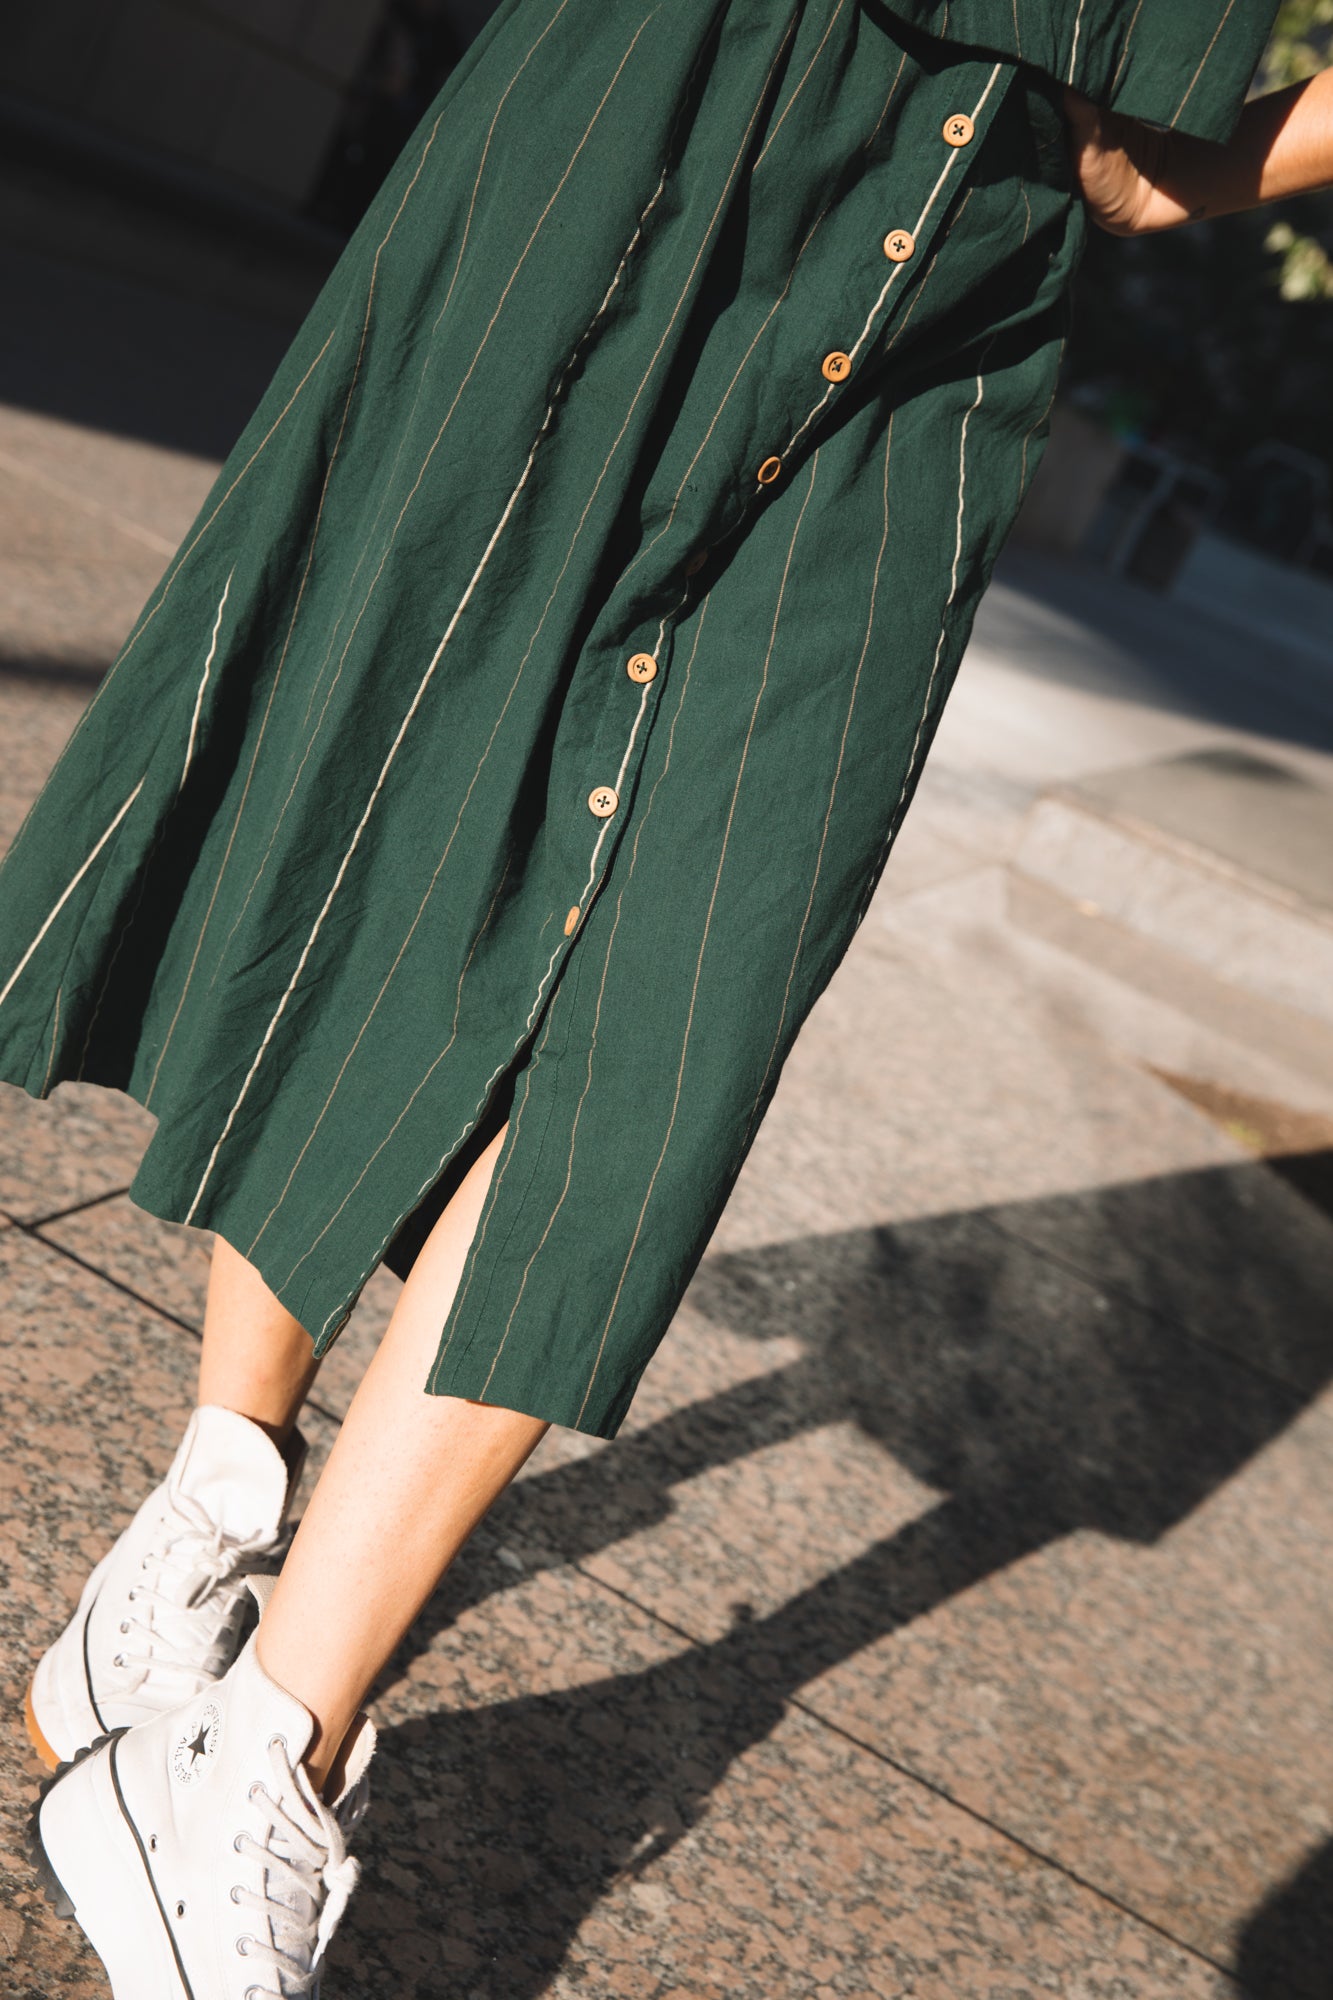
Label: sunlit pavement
xmin=1 ymin=228 xmax=1331 ymax=2000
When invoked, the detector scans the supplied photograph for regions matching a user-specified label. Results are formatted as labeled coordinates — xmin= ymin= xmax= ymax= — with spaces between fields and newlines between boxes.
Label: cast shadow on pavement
xmin=343 ymin=1152 xmax=1332 ymax=1998
xmin=1235 ymin=1838 xmax=1333 ymax=2000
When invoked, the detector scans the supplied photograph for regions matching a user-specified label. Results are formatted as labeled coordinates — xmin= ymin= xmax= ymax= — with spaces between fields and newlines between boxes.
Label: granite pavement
xmin=1 ymin=225 xmax=1332 ymax=1999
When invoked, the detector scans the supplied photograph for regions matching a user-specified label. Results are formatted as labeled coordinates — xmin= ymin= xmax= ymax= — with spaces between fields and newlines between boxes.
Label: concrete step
xmin=1012 ymin=748 xmax=1333 ymax=1027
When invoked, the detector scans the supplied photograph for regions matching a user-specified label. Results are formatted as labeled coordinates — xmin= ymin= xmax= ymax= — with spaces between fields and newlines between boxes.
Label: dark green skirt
xmin=0 ymin=0 xmax=1276 ymax=1433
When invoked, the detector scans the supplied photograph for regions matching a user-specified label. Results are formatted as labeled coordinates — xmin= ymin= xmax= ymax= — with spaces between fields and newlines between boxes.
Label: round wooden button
xmin=588 ymin=784 xmax=619 ymax=818
xmin=757 ymin=454 xmax=783 ymax=485
xmin=684 ymin=548 xmax=709 ymax=576
xmin=943 ymin=112 xmax=975 ymax=147
xmin=626 ymin=651 xmax=658 ymax=683
xmin=563 ymin=904 xmax=581 ymax=936
xmin=821 ymin=350 xmax=852 ymax=383
xmin=882 ymin=227 xmax=916 ymax=263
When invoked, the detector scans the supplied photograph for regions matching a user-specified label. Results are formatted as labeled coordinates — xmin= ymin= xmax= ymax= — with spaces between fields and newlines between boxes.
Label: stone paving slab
xmin=32 ymin=1144 xmax=1331 ymax=1982
xmin=715 ymin=897 xmax=1243 ymax=1251
xmin=2 ymin=1223 xmax=1239 ymax=2000
xmin=4 ymin=227 xmax=1332 ymax=2000
xmin=1014 ymin=789 xmax=1333 ymax=1027
xmin=0 ymin=1082 xmax=153 ymax=1224
xmin=0 ymin=455 xmax=169 ymax=671
xmin=563 ymin=1223 xmax=1333 ymax=1973
xmin=36 ymin=1192 xmax=397 ymax=1422
xmin=343 ymin=1571 xmax=1234 ymax=2000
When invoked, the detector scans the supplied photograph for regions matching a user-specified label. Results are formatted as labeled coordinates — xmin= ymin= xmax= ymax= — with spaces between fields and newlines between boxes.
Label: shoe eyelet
xmin=236 ymin=1934 xmax=253 ymax=1956
xmin=113 ymin=1654 xmax=125 ymax=1669
xmin=233 ymin=1832 xmax=246 ymax=1853
xmin=229 ymin=1884 xmax=242 ymax=1904
xmin=175 ymin=1901 xmax=186 ymax=1919
xmin=149 ymin=1835 xmax=158 ymax=1852
xmin=270 ymin=1733 xmax=287 ymax=1753
xmin=119 ymin=1621 xmax=130 ymax=1634
xmin=248 ymin=1781 xmax=263 ymax=1800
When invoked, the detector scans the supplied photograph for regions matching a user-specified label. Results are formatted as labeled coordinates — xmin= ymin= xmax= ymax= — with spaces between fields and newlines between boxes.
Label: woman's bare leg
xmin=254 ymin=1119 xmax=550 ymax=1792
xmin=197 ymin=1232 xmax=321 ymax=1447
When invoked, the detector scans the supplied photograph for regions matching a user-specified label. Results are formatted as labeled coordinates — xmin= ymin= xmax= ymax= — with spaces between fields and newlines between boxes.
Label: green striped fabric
xmin=888 ymin=1 xmax=1281 ymax=141
xmin=0 ymin=0 xmax=1277 ymax=1433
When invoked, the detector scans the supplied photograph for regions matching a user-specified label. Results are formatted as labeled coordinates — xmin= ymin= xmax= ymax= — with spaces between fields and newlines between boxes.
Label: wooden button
xmin=588 ymin=784 xmax=619 ymax=818
xmin=943 ymin=112 xmax=975 ymax=147
xmin=882 ymin=227 xmax=916 ymax=263
xmin=821 ymin=350 xmax=852 ymax=383
xmin=684 ymin=548 xmax=709 ymax=576
xmin=757 ymin=454 xmax=782 ymax=485
xmin=626 ymin=651 xmax=658 ymax=683
xmin=563 ymin=904 xmax=581 ymax=936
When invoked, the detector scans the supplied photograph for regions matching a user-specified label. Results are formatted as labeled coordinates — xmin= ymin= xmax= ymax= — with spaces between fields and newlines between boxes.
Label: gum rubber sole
xmin=24 ymin=1677 xmax=60 ymax=1773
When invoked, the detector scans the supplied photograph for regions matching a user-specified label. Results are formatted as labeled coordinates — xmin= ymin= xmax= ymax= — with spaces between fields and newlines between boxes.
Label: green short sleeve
xmin=887 ymin=1 xmax=1283 ymax=142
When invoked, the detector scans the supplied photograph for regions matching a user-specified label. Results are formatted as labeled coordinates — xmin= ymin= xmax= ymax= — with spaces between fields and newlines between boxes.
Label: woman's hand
xmin=1064 ymin=70 xmax=1333 ymax=236
xmin=1062 ymin=88 xmax=1179 ymax=235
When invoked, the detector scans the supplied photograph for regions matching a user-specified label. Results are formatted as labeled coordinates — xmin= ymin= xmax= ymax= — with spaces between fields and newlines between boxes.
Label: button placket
xmin=557 ymin=64 xmax=1011 ymax=952
xmin=759 ymin=58 xmax=1010 ymax=489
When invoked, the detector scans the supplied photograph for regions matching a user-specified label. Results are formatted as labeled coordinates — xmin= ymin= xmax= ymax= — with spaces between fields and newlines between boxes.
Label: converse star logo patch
xmin=171 ymin=1701 xmax=221 ymax=1785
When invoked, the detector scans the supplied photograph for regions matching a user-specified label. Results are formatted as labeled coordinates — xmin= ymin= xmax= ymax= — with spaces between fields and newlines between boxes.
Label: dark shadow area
xmin=1271 ymin=1147 xmax=1333 ymax=1229
xmin=1235 ymin=1837 xmax=1333 ymax=2000
xmin=0 ymin=238 xmax=293 ymax=461
xmin=0 ymin=652 xmax=108 ymax=692
xmin=334 ymin=1153 xmax=1333 ymax=1994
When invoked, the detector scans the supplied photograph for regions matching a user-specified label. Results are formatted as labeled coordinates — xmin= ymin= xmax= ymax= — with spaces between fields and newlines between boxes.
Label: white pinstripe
xmin=275 ymin=859 xmax=514 ymax=1300
xmin=618 ymin=45 xmax=911 ymax=592
xmin=781 ymin=63 xmax=1003 ymax=469
xmin=69 ymin=571 xmax=233 ymax=1083
xmin=854 ymin=351 xmax=991 ymax=932
xmin=432 ymin=592 xmax=713 ymax=1387
xmin=1111 ymin=0 xmax=1148 ymax=91
xmin=0 ymin=783 xmax=144 ymax=1014
xmin=1067 ymin=0 xmax=1089 ymax=83
xmin=522 ymin=16 xmax=803 ymax=1002
xmin=180 ymin=14 xmax=663 ymax=1225
xmin=574 ymin=453 xmax=822 ymax=1426
xmin=40 ymin=986 xmax=62 ymax=1094
xmin=740 ymin=414 xmax=896 ymax=1155
xmin=293 ymin=0 xmax=575 ymax=749
xmin=898 ymin=368 xmax=984 ymax=806
xmin=148 ymin=35 xmax=542 ymax=1077
xmin=752 ymin=0 xmax=850 ymax=173
xmin=180 ymin=573 xmax=231 ymax=795
xmin=1173 ymin=1 xmax=1239 ymax=127
xmin=240 ymin=17 xmax=711 ymax=1252
xmin=568 ymin=599 xmax=675 ymax=920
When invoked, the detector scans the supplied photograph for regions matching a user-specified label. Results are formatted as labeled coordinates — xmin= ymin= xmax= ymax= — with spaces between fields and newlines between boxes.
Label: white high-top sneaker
xmin=28 ymin=1404 xmax=306 ymax=1770
xmin=32 ymin=1575 xmax=375 ymax=2000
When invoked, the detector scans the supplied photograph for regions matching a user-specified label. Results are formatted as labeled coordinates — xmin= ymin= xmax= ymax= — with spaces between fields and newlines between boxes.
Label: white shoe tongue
xmin=168 ymin=1404 xmax=290 ymax=1542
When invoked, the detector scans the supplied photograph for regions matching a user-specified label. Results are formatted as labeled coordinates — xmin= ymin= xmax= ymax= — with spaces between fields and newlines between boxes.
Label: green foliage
xmin=1066 ymin=18 xmax=1333 ymax=468
xmin=1265 ymin=217 xmax=1333 ymax=297
xmin=1262 ymin=0 xmax=1333 ymax=85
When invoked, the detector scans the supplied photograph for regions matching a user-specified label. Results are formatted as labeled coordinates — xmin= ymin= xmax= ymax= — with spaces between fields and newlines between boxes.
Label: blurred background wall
xmin=0 ymin=0 xmax=500 ymax=213
xmin=3 ymin=0 xmax=388 ymax=209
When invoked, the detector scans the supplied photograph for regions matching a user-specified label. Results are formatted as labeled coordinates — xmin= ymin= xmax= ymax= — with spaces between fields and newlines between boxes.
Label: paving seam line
xmin=572 ymin=1561 xmax=1237 ymax=1981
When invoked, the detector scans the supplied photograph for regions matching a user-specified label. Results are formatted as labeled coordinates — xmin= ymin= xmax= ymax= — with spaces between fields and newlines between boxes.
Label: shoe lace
xmin=230 ymin=1735 xmax=364 ymax=1998
xmin=113 ymin=1491 xmax=282 ymax=1694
